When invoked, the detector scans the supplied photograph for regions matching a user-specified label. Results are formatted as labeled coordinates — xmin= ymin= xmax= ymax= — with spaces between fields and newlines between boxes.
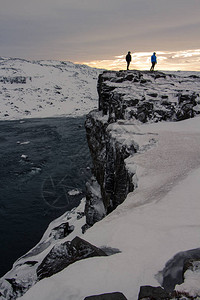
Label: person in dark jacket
xmin=150 ymin=52 xmax=157 ymax=71
xmin=126 ymin=51 xmax=132 ymax=70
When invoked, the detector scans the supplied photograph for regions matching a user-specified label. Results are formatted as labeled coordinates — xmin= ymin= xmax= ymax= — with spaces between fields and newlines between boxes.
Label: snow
xmin=176 ymin=268 xmax=200 ymax=297
xmin=68 ymin=189 xmax=82 ymax=196
xmin=19 ymin=115 xmax=200 ymax=300
xmin=0 ymin=58 xmax=103 ymax=120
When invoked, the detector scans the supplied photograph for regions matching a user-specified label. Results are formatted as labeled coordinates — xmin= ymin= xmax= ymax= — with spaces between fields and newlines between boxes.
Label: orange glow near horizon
xmin=76 ymin=49 xmax=200 ymax=71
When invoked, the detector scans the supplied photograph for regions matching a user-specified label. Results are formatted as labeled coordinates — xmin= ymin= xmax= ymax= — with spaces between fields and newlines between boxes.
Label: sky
xmin=1 ymin=0 xmax=200 ymax=71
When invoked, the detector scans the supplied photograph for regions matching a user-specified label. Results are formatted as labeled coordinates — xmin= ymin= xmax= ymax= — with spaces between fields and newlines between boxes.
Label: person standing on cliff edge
xmin=126 ymin=51 xmax=132 ymax=70
xmin=150 ymin=52 xmax=157 ymax=71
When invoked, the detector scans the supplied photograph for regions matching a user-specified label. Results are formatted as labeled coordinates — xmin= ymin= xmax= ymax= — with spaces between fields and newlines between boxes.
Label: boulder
xmin=37 ymin=236 xmax=107 ymax=280
xmin=49 ymin=222 xmax=74 ymax=239
xmin=160 ymin=247 xmax=200 ymax=292
xmin=138 ymin=285 xmax=170 ymax=300
xmin=84 ymin=292 xmax=128 ymax=300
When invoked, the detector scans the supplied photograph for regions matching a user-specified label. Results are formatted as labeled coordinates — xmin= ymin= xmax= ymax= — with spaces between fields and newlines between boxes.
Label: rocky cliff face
xmin=83 ymin=70 xmax=200 ymax=229
xmin=84 ymin=111 xmax=138 ymax=228
xmin=97 ymin=70 xmax=199 ymax=123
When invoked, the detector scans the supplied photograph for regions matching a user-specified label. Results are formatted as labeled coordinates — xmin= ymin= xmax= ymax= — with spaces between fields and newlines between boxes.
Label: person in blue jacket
xmin=150 ymin=52 xmax=157 ymax=71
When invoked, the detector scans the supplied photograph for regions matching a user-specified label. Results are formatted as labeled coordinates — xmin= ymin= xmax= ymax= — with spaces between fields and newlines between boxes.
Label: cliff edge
xmin=83 ymin=70 xmax=200 ymax=230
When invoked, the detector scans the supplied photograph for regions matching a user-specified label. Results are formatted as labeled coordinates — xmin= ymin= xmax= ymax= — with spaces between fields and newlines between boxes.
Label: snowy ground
xmin=0 ymin=57 xmax=103 ymax=120
xmin=19 ymin=115 xmax=200 ymax=300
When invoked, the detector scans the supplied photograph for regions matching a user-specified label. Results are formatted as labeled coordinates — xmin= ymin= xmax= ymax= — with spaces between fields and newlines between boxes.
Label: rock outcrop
xmin=0 ymin=76 xmax=27 ymax=84
xmin=84 ymin=292 xmax=128 ymax=300
xmin=159 ymin=247 xmax=200 ymax=292
xmin=37 ymin=236 xmax=107 ymax=280
xmin=0 ymin=236 xmax=107 ymax=299
xmin=49 ymin=222 xmax=74 ymax=240
xmin=82 ymin=177 xmax=106 ymax=233
xmin=84 ymin=112 xmax=138 ymax=222
xmin=97 ymin=70 xmax=199 ymax=123
xmin=138 ymin=285 xmax=171 ymax=300
xmin=83 ymin=70 xmax=200 ymax=230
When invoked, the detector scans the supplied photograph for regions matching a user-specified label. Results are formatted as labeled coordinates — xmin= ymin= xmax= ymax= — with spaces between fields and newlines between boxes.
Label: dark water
xmin=0 ymin=116 xmax=91 ymax=277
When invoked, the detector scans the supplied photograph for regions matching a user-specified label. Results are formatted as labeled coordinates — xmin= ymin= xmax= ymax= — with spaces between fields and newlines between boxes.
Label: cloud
xmin=80 ymin=49 xmax=200 ymax=71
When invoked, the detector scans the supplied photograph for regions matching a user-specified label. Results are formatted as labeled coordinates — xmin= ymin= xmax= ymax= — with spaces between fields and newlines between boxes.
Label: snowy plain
xmin=0 ymin=57 xmax=102 ymax=120
xmin=1 ymin=58 xmax=200 ymax=299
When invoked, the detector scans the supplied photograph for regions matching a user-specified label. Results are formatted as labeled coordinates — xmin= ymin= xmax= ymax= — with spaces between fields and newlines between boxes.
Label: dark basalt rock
xmin=147 ymin=93 xmax=158 ymax=98
xmin=84 ymin=292 xmax=128 ymax=300
xmin=136 ymin=102 xmax=154 ymax=123
xmin=97 ymin=70 xmax=199 ymax=124
xmin=49 ymin=222 xmax=74 ymax=240
xmin=20 ymin=261 xmax=38 ymax=267
xmin=37 ymin=236 xmax=107 ymax=280
xmin=77 ymin=211 xmax=85 ymax=219
xmin=160 ymin=248 xmax=200 ymax=292
xmin=141 ymin=247 xmax=200 ymax=300
xmin=137 ymin=250 xmax=200 ymax=300
xmin=183 ymin=258 xmax=200 ymax=275
xmin=124 ymin=98 xmax=139 ymax=106
xmin=84 ymin=177 xmax=106 ymax=229
xmin=161 ymin=95 xmax=169 ymax=99
xmin=85 ymin=111 xmax=138 ymax=220
xmin=125 ymin=74 xmax=135 ymax=81
xmin=5 ymin=278 xmax=33 ymax=300
xmin=0 ymin=76 xmax=27 ymax=84
xmin=154 ymin=72 xmax=167 ymax=79
xmin=138 ymin=286 xmax=170 ymax=300
xmin=176 ymin=93 xmax=197 ymax=120
xmin=189 ymin=75 xmax=200 ymax=79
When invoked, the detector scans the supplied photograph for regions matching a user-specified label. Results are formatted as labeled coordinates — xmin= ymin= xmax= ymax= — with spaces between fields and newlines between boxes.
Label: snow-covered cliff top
xmin=97 ymin=70 xmax=200 ymax=123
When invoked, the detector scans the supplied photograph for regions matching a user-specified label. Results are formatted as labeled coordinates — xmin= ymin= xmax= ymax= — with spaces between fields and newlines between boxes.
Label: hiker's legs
xmin=127 ymin=61 xmax=130 ymax=70
xmin=150 ymin=62 xmax=155 ymax=71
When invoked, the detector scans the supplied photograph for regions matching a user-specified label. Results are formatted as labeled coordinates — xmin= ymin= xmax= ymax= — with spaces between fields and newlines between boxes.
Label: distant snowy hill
xmin=0 ymin=57 xmax=103 ymax=120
